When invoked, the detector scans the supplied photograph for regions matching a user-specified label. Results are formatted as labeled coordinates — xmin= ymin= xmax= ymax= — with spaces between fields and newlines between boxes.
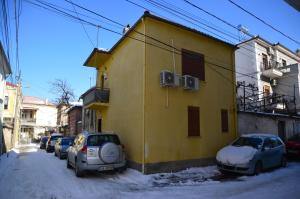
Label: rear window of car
xmin=87 ymin=135 xmax=120 ymax=146
xmin=232 ymin=137 xmax=263 ymax=149
xmin=62 ymin=139 xmax=74 ymax=145
xmin=50 ymin=136 xmax=63 ymax=141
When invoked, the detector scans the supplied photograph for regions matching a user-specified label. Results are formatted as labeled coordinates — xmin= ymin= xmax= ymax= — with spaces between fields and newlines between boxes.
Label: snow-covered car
xmin=54 ymin=137 xmax=74 ymax=159
xmin=66 ymin=131 xmax=126 ymax=177
xmin=216 ymin=134 xmax=286 ymax=175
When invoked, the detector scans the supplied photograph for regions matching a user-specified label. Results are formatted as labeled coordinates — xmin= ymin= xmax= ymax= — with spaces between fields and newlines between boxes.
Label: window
xmin=182 ymin=49 xmax=205 ymax=81
xmin=188 ymin=106 xmax=200 ymax=136
xmin=4 ymin=96 xmax=8 ymax=110
xmin=221 ymin=109 xmax=229 ymax=132
xmin=282 ymin=59 xmax=287 ymax=67
xmin=262 ymin=53 xmax=268 ymax=69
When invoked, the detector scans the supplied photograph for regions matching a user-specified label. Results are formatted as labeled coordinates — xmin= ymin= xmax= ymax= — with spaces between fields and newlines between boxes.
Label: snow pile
xmin=113 ymin=169 xmax=152 ymax=185
xmin=13 ymin=144 xmax=39 ymax=153
xmin=216 ymin=145 xmax=257 ymax=165
xmin=150 ymin=166 xmax=220 ymax=186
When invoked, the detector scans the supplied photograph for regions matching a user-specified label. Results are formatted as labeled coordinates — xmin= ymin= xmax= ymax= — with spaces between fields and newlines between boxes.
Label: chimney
xmin=123 ymin=24 xmax=130 ymax=34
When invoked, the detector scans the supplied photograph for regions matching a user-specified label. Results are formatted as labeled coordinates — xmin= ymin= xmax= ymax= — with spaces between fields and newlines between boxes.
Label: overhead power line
xmin=25 ymin=0 xmax=299 ymax=89
xmin=227 ymin=0 xmax=300 ymax=46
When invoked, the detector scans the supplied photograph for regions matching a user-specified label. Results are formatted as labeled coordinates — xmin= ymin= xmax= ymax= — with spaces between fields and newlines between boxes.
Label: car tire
xmin=67 ymin=157 xmax=72 ymax=169
xmin=117 ymin=165 xmax=127 ymax=173
xmin=75 ymin=159 xmax=84 ymax=177
xmin=253 ymin=161 xmax=262 ymax=175
xmin=281 ymin=156 xmax=287 ymax=168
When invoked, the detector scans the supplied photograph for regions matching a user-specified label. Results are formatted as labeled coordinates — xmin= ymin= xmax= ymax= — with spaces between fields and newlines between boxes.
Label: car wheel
xmin=281 ymin=156 xmax=287 ymax=168
xmin=67 ymin=157 xmax=72 ymax=169
xmin=254 ymin=161 xmax=262 ymax=175
xmin=75 ymin=159 xmax=84 ymax=177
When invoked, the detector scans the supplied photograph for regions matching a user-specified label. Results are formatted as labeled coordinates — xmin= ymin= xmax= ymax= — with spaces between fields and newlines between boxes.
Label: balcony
xmin=261 ymin=61 xmax=283 ymax=79
xmin=81 ymin=87 xmax=110 ymax=109
xmin=21 ymin=118 xmax=36 ymax=126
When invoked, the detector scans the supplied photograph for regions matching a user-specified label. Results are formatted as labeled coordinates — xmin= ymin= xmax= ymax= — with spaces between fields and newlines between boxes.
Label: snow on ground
xmin=0 ymin=144 xmax=300 ymax=199
xmin=216 ymin=145 xmax=257 ymax=165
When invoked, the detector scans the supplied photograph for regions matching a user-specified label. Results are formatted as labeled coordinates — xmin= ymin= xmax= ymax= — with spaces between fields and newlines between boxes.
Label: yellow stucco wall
xmin=3 ymin=85 xmax=17 ymax=118
xmin=143 ymin=18 xmax=237 ymax=164
xmin=95 ymin=22 xmax=146 ymax=164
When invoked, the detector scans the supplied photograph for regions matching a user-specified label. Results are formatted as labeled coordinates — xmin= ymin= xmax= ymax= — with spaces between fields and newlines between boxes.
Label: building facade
xmin=235 ymin=36 xmax=300 ymax=114
xmin=67 ymin=105 xmax=82 ymax=136
xmin=20 ymin=96 xmax=57 ymax=143
xmin=56 ymin=103 xmax=69 ymax=135
xmin=2 ymin=82 xmax=22 ymax=151
xmin=81 ymin=12 xmax=237 ymax=174
xmin=0 ymin=42 xmax=12 ymax=154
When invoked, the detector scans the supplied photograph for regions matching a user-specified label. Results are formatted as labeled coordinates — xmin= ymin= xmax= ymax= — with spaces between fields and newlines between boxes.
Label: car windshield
xmin=288 ymin=134 xmax=300 ymax=141
xmin=87 ymin=135 xmax=120 ymax=146
xmin=62 ymin=139 xmax=73 ymax=145
xmin=50 ymin=136 xmax=63 ymax=141
xmin=232 ymin=137 xmax=263 ymax=149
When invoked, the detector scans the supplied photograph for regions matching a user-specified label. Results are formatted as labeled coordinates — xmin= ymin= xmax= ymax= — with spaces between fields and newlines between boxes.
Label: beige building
xmin=3 ymin=82 xmax=22 ymax=151
xmin=20 ymin=96 xmax=57 ymax=143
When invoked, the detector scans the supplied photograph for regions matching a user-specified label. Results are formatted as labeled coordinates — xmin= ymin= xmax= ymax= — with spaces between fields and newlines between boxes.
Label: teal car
xmin=216 ymin=134 xmax=287 ymax=175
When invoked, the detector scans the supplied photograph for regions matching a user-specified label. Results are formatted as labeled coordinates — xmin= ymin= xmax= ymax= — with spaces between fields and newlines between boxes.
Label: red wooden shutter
xmin=188 ymin=106 xmax=200 ymax=136
xmin=221 ymin=109 xmax=228 ymax=132
xmin=182 ymin=49 xmax=205 ymax=81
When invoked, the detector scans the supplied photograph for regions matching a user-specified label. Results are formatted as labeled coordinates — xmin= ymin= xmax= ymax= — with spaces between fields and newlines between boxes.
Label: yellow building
xmin=3 ymin=82 xmax=21 ymax=151
xmin=81 ymin=12 xmax=237 ymax=174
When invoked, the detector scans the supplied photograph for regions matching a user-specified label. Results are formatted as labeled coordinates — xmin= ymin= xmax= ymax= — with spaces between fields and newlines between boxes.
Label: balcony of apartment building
xmin=260 ymin=57 xmax=283 ymax=79
xmin=21 ymin=109 xmax=37 ymax=126
xmin=81 ymin=86 xmax=110 ymax=109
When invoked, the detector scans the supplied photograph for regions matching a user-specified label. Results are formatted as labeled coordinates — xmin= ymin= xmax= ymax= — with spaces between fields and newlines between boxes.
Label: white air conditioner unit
xmin=160 ymin=70 xmax=180 ymax=87
xmin=267 ymin=47 xmax=274 ymax=55
xmin=182 ymin=75 xmax=199 ymax=91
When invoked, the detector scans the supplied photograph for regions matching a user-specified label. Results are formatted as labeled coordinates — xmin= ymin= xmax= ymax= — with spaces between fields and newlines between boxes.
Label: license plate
xmin=288 ymin=149 xmax=299 ymax=154
xmin=98 ymin=166 xmax=113 ymax=171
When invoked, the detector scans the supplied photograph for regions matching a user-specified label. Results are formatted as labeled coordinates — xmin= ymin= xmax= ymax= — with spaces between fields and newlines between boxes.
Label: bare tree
xmin=50 ymin=79 xmax=75 ymax=105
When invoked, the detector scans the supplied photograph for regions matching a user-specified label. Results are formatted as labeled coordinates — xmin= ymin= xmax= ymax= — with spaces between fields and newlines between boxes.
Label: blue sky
xmin=2 ymin=0 xmax=300 ymax=102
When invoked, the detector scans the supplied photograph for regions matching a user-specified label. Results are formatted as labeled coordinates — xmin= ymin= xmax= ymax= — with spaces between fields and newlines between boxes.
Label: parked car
xmin=216 ymin=134 xmax=286 ymax=175
xmin=66 ymin=131 xmax=126 ymax=177
xmin=40 ymin=136 xmax=49 ymax=149
xmin=54 ymin=137 xmax=74 ymax=159
xmin=46 ymin=133 xmax=63 ymax=153
xmin=285 ymin=133 xmax=300 ymax=158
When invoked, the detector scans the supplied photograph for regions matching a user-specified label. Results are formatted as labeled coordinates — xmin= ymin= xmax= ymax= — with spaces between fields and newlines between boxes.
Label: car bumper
xmin=286 ymin=148 xmax=300 ymax=157
xmin=80 ymin=161 xmax=126 ymax=172
xmin=46 ymin=145 xmax=55 ymax=152
xmin=217 ymin=162 xmax=252 ymax=174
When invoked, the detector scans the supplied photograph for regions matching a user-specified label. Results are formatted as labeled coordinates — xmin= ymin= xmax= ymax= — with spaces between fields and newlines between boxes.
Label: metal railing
xmin=82 ymin=87 xmax=110 ymax=106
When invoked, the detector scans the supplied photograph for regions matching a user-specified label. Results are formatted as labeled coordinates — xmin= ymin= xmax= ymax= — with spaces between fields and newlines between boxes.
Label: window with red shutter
xmin=182 ymin=49 xmax=205 ymax=81
xmin=188 ymin=106 xmax=200 ymax=136
xmin=221 ymin=109 xmax=228 ymax=133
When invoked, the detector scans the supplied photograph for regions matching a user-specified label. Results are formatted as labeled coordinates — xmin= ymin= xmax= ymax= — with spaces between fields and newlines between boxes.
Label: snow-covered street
xmin=0 ymin=144 xmax=300 ymax=199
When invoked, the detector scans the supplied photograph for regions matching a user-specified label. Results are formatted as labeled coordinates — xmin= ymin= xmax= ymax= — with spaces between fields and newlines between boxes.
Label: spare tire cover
xmin=99 ymin=142 xmax=120 ymax=164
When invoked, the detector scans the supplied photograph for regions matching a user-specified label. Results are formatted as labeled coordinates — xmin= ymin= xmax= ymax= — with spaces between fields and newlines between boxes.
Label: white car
xmin=216 ymin=134 xmax=286 ymax=175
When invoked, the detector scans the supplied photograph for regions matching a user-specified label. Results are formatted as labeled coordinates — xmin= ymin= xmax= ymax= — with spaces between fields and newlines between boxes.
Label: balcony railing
xmin=261 ymin=61 xmax=283 ymax=78
xmin=81 ymin=87 xmax=110 ymax=106
xmin=21 ymin=118 xmax=37 ymax=125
